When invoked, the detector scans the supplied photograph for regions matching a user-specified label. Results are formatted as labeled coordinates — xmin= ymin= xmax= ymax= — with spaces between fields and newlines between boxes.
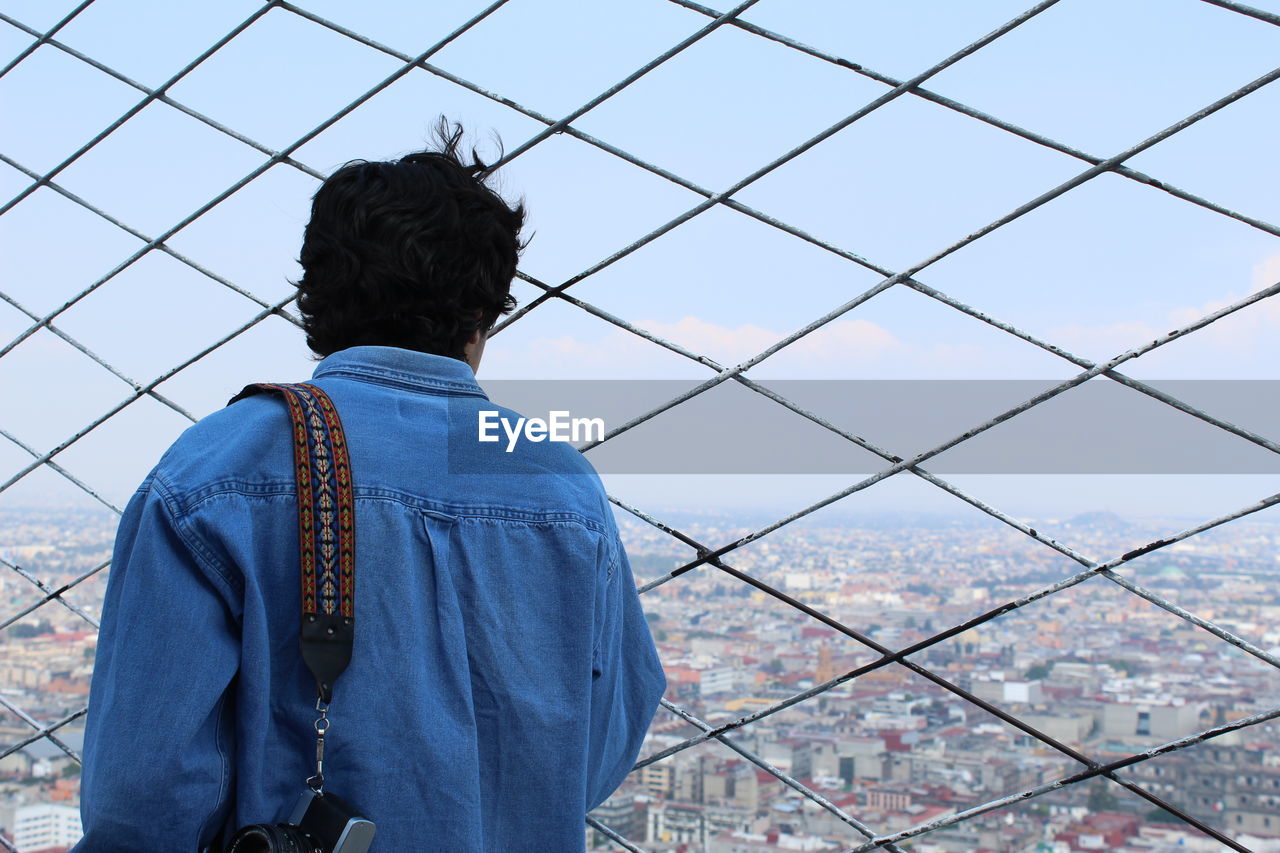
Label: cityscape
xmin=1 ymin=504 xmax=1278 ymax=852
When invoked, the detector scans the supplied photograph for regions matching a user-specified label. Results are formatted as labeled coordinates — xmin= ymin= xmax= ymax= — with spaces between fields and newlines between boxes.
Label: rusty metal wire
xmin=1 ymin=0 xmax=1278 ymax=850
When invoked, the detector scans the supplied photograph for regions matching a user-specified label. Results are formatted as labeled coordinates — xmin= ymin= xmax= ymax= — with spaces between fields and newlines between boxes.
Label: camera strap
xmin=232 ymin=381 xmax=356 ymax=793
xmin=230 ymin=382 xmax=357 ymax=706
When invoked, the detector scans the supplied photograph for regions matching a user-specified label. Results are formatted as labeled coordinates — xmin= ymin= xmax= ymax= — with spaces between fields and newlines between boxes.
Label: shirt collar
xmin=311 ymin=345 xmax=488 ymax=398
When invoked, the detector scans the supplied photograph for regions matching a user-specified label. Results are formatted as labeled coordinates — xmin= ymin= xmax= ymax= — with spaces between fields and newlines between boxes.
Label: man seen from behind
xmin=73 ymin=121 xmax=666 ymax=852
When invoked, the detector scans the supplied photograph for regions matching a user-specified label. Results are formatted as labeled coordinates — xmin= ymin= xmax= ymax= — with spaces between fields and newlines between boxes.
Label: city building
xmin=12 ymin=804 xmax=82 ymax=853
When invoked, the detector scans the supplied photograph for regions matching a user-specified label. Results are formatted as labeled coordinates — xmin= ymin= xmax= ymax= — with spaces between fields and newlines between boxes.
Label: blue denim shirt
xmin=74 ymin=346 xmax=665 ymax=852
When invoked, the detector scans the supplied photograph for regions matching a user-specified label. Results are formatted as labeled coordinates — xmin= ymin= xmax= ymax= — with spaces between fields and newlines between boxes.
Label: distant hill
xmin=1063 ymin=510 xmax=1129 ymax=532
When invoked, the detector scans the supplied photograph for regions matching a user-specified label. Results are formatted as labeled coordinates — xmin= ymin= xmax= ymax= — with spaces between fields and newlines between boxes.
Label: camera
xmin=224 ymin=789 xmax=376 ymax=853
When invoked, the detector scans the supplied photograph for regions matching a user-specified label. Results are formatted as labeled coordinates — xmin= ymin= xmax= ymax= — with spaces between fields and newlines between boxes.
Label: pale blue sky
xmin=1 ymin=0 xmax=1278 ymax=526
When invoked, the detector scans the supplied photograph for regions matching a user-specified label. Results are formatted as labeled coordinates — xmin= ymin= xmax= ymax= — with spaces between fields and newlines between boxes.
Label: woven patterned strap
xmin=230 ymin=382 xmax=355 ymax=702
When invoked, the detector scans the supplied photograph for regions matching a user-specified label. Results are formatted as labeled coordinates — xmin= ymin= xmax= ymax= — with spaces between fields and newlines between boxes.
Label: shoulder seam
xmin=592 ymin=536 xmax=624 ymax=667
xmin=151 ymin=472 xmax=244 ymax=599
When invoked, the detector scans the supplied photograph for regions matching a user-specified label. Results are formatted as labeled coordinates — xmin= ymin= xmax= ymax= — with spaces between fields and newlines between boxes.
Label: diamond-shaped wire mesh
xmin=1 ymin=0 xmax=1279 ymax=850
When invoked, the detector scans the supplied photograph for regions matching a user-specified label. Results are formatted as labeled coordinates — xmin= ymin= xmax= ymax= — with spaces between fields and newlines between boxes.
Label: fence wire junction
xmin=1 ymin=0 xmax=1280 ymax=850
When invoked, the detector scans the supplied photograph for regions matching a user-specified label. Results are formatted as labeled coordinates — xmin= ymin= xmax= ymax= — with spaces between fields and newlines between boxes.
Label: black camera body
xmin=225 ymin=790 xmax=376 ymax=853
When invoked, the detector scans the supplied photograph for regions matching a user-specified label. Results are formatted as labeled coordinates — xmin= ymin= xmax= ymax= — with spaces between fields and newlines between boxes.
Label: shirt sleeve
xmin=585 ymin=534 xmax=666 ymax=811
xmin=73 ymin=474 xmax=240 ymax=853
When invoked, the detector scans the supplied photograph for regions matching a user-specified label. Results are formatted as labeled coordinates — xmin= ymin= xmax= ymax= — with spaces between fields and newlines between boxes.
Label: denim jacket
xmin=73 ymin=346 xmax=665 ymax=852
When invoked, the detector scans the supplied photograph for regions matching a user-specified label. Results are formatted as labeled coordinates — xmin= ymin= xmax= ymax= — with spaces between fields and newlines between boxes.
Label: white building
xmin=13 ymin=804 xmax=82 ymax=853
xmin=699 ymin=666 xmax=741 ymax=697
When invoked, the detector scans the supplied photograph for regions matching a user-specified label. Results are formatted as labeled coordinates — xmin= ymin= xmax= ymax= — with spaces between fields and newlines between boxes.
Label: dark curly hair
xmin=295 ymin=120 xmax=526 ymax=360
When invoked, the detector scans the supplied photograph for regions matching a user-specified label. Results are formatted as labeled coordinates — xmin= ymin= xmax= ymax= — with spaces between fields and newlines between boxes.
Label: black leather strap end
xmin=301 ymin=613 xmax=354 ymax=704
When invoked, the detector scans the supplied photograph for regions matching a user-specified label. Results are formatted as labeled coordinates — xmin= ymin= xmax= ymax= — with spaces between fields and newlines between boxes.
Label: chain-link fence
xmin=2 ymin=0 xmax=1279 ymax=850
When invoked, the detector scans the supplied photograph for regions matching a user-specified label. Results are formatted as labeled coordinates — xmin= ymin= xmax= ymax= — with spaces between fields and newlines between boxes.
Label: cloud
xmin=484 ymin=314 xmax=1019 ymax=378
xmin=1180 ymin=260 xmax=1280 ymax=361
xmin=1044 ymin=319 xmax=1163 ymax=359
xmin=1252 ymin=254 xmax=1280 ymax=291
xmin=484 ymin=315 xmax=903 ymax=378
xmin=1047 ymin=254 xmax=1280 ymax=371
xmin=645 ymin=316 xmax=781 ymax=365
xmin=487 ymin=256 xmax=1280 ymax=379
xmin=646 ymin=315 xmax=902 ymax=367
